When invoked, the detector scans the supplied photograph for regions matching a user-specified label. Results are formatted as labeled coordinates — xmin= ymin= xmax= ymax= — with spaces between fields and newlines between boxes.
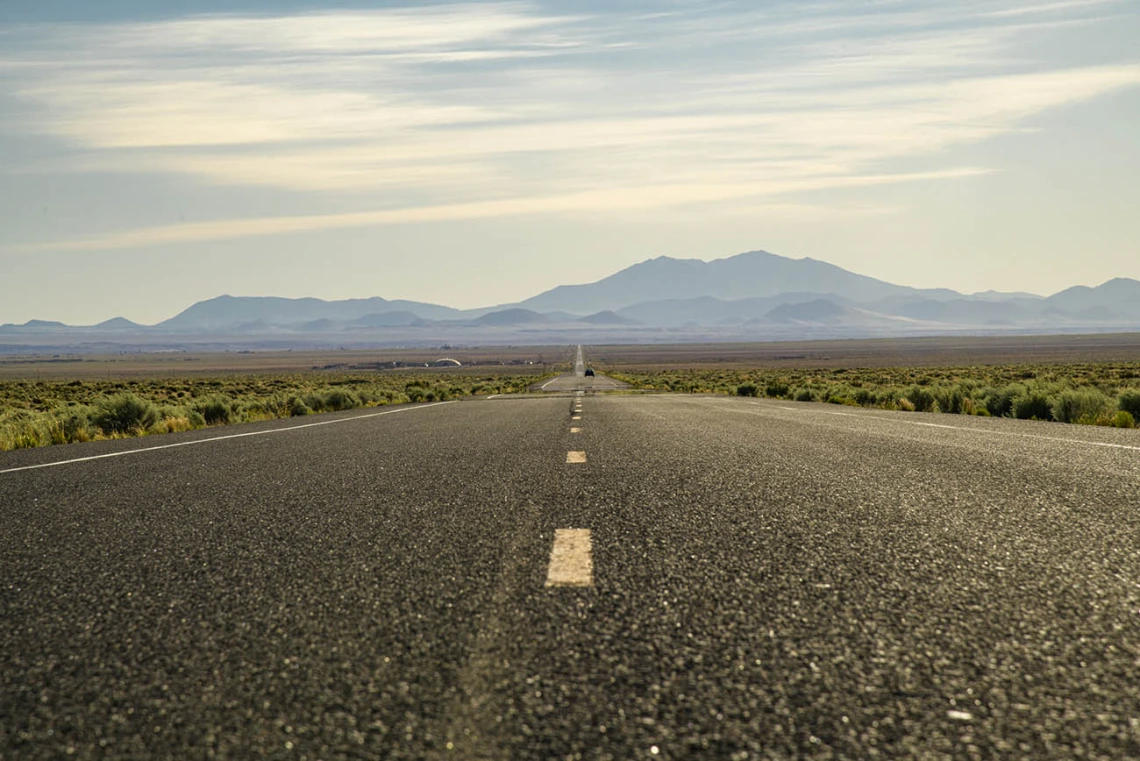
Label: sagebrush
xmin=610 ymin=362 xmax=1140 ymax=429
xmin=0 ymin=370 xmax=545 ymax=451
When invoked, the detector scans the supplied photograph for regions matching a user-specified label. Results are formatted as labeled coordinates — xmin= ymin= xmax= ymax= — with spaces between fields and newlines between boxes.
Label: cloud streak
xmin=7 ymin=169 xmax=990 ymax=254
xmin=1 ymin=0 xmax=1137 ymax=252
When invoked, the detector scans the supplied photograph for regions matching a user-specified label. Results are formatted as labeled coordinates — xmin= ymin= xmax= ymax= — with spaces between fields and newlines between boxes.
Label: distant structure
xmin=433 ymin=358 xmax=462 ymax=367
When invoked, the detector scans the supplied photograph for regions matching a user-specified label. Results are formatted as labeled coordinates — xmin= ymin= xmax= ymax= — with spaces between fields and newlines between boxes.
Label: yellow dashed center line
xmin=566 ymin=451 xmax=586 ymax=463
xmin=545 ymin=528 xmax=593 ymax=587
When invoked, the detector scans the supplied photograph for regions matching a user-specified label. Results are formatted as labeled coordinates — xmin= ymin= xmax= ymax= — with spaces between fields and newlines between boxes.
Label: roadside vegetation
xmin=608 ymin=363 xmax=1140 ymax=429
xmin=0 ymin=371 xmax=545 ymax=452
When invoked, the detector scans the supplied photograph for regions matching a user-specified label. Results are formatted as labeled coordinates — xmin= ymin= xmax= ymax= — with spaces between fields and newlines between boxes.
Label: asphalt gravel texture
xmin=3 ymin=380 xmax=1140 ymax=760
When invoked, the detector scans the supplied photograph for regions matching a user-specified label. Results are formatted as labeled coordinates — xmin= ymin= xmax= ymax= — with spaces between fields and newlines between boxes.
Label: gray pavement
xmin=3 ymin=387 xmax=1140 ymax=759
xmin=532 ymin=344 xmax=628 ymax=393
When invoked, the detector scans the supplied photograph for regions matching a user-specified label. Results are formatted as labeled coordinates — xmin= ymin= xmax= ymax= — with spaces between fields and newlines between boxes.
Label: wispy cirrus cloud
xmin=7 ymin=168 xmax=988 ymax=255
xmin=0 ymin=0 xmax=1137 ymax=251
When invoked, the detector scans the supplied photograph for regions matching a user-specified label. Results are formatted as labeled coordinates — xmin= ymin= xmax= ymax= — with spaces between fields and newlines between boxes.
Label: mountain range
xmin=3 ymin=250 xmax=1139 ymax=350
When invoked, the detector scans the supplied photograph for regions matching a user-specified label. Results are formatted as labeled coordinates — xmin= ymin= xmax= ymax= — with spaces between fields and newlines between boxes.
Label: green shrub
xmin=249 ymin=395 xmax=291 ymax=419
xmin=1013 ymin=393 xmax=1052 ymax=421
xmin=736 ymin=383 xmax=759 ymax=397
xmin=934 ymin=388 xmax=963 ymax=415
xmin=904 ymin=386 xmax=935 ymax=413
xmin=1112 ymin=410 xmax=1135 ymax=428
xmin=794 ymin=388 xmax=815 ymax=402
xmin=52 ymin=407 xmax=94 ymax=443
xmin=322 ymin=389 xmax=360 ymax=411
xmin=765 ymin=382 xmax=789 ymax=398
xmin=194 ymin=395 xmax=235 ymax=425
xmin=289 ymin=397 xmax=312 ymax=417
xmin=1052 ymin=389 xmax=1113 ymax=424
xmin=302 ymin=392 xmax=326 ymax=412
xmin=93 ymin=393 xmax=159 ymax=434
xmin=983 ymin=386 xmax=1020 ymax=417
xmin=1119 ymin=391 xmax=1140 ymax=419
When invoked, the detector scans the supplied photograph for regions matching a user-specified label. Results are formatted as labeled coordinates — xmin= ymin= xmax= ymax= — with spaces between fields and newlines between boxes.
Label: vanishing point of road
xmin=3 ymin=347 xmax=1140 ymax=759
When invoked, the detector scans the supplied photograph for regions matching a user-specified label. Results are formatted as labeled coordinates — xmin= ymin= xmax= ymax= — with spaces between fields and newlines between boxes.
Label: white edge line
xmin=0 ymin=401 xmax=455 ymax=474
xmin=750 ymin=401 xmax=1140 ymax=452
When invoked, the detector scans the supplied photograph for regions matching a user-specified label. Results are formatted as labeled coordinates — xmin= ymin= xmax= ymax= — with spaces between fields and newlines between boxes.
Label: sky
xmin=1 ymin=0 xmax=1138 ymax=325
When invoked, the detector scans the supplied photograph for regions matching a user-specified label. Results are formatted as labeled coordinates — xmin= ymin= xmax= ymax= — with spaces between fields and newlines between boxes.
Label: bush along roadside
xmin=608 ymin=364 xmax=1140 ymax=430
xmin=0 ymin=371 xmax=547 ymax=452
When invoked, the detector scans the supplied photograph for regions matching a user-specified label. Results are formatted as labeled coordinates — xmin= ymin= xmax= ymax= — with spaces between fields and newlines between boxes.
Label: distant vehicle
xmin=584 ymin=368 xmax=595 ymax=377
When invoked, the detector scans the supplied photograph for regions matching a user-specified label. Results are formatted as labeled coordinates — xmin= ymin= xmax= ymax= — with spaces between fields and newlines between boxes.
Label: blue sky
xmin=2 ymin=0 xmax=1138 ymax=324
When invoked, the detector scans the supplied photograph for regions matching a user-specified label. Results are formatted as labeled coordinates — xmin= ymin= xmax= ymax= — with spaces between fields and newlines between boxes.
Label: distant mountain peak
xmin=158 ymin=294 xmax=462 ymax=330
xmin=474 ymin=308 xmax=550 ymax=326
xmin=764 ymin=298 xmax=848 ymax=323
xmin=578 ymin=310 xmax=641 ymax=325
xmin=94 ymin=316 xmax=142 ymax=329
xmin=513 ymin=248 xmax=938 ymax=315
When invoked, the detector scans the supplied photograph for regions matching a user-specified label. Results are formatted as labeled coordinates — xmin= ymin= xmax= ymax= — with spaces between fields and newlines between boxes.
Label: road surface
xmin=534 ymin=345 xmax=629 ymax=392
xmin=3 ymin=377 xmax=1140 ymax=758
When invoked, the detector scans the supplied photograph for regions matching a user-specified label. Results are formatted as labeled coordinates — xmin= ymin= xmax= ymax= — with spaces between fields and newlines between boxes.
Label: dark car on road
xmin=584 ymin=368 xmax=595 ymax=377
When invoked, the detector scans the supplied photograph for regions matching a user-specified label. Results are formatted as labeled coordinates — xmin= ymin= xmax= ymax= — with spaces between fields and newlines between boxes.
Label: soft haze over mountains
xmin=512 ymin=252 xmax=958 ymax=314
xmin=3 ymin=251 xmax=1139 ymax=352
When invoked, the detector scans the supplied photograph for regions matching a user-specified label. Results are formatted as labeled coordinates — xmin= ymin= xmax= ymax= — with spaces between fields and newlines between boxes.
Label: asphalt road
xmin=3 ymin=389 xmax=1140 ymax=759
xmin=533 ymin=345 xmax=629 ymax=393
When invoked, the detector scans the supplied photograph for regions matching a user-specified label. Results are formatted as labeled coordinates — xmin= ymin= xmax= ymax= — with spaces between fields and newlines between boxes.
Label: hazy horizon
xmin=2 ymin=0 xmax=1138 ymax=324
xmin=7 ymin=247 xmax=1139 ymax=328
